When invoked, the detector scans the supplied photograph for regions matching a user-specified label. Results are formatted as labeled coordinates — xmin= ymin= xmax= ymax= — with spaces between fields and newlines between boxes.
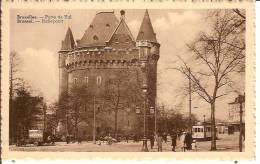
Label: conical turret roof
xmin=61 ymin=27 xmax=75 ymax=51
xmin=136 ymin=10 xmax=157 ymax=43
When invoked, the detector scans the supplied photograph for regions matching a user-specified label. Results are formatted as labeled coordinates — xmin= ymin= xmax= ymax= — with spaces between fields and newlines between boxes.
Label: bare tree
xmin=67 ymin=85 xmax=93 ymax=139
xmin=104 ymin=70 xmax=140 ymax=139
xmin=45 ymin=103 xmax=60 ymax=136
xmin=175 ymin=10 xmax=245 ymax=150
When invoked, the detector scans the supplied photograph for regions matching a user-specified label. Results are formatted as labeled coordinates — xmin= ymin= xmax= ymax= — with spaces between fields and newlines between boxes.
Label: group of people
xmin=148 ymin=131 xmax=194 ymax=152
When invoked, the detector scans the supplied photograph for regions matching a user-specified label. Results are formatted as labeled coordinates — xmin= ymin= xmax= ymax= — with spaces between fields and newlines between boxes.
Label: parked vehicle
xmin=28 ymin=129 xmax=44 ymax=146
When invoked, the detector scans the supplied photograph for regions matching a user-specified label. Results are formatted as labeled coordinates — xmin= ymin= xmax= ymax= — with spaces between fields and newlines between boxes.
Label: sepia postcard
xmin=0 ymin=0 xmax=255 ymax=161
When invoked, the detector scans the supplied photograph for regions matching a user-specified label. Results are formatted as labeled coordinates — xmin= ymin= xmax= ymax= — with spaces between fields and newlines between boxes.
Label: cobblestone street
xmin=10 ymin=134 xmax=244 ymax=152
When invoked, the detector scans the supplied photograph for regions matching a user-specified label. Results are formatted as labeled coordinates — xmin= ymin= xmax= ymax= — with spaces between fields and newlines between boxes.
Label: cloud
xmin=20 ymin=48 xmax=59 ymax=104
xmin=154 ymin=11 xmax=207 ymax=105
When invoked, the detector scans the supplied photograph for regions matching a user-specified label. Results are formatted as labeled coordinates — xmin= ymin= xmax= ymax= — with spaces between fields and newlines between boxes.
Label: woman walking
xmin=157 ymin=134 xmax=163 ymax=152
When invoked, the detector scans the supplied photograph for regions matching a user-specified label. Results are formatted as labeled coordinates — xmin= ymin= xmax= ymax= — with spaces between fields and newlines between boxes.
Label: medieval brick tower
xmin=58 ymin=10 xmax=160 ymax=138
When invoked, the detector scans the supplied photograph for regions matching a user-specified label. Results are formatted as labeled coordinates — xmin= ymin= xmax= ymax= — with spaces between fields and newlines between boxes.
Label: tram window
xmin=201 ymin=128 xmax=204 ymax=132
xmin=194 ymin=128 xmax=197 ymax=132
xmin=198 ymin=128 xmax=200 ymax=132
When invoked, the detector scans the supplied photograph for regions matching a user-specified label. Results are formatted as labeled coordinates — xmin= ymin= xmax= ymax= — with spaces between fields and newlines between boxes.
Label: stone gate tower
xmin=58 ymin=10 xmax=160 ymax=137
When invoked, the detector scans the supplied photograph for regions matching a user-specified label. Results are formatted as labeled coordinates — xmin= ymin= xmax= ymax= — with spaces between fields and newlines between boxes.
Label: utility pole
xmin=154 ymin=104 xmax=157 ymax=135
xmin=93 ymin=95 xmax=96 ymax=144
xmin=238 ymin=94 xmax=245 ymax=152
xmin=188 ymin=67 xmax=192 ymax=133
xmin=66 ymin=109 xmax=69 ymax=136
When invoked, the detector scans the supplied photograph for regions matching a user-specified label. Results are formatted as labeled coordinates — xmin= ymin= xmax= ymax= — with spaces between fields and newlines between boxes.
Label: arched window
xmin=90 ymin=25 xmax=94 ymax=29
xmin=106 ymin=23 xmax=110 ymax=28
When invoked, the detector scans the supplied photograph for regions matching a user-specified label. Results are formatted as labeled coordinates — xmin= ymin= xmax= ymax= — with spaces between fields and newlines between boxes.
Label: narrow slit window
xmin=73 ymin=78 xmax=78 ymax=85
xmin=97 ymin=76 xmax=102 ymax=86
xmin=84 ymin=76 xmax=89 ymax=86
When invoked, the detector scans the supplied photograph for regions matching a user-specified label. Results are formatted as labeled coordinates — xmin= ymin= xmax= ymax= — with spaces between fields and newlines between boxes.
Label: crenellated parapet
xmin=65 ymin=47 xmax=140 ymax=71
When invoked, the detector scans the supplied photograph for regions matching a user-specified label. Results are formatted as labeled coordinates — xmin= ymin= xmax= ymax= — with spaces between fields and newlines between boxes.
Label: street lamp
xmin=203 ymin=114 xmax=206 ymax=138
xmin=141 ymin=84 xmax=149 ymax=152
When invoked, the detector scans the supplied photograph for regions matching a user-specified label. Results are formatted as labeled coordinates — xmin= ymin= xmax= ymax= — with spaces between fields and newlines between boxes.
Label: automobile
xmin=28 ymin=129 xmax=44 ymax=146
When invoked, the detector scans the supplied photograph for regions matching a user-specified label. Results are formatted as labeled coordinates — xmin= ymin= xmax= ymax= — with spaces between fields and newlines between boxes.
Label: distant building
xmin=228 ymin=97 xmax=245 ymax=135
xmin=58 ymin=10 xmax=160 ymax=138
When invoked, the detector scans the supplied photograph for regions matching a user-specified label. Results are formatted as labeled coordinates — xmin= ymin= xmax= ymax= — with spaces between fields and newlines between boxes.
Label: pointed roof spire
xmin=136 ymin=9 xmax=157 ymax=43
xmin=61 ymin=27 xmax=75 ymax=51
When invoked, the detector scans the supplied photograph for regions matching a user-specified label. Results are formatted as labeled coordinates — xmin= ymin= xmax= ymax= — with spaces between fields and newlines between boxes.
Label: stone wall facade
xmin=58 ymin=10 xmax=160 ymax=139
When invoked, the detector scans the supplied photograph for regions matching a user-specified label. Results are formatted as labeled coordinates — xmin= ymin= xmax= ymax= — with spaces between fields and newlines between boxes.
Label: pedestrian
xmin=77 ymin=136 xmax=82 ymax=144
xmin=163 ymin=132 xmax=167 ymax=143
xmin=149 ymin=134 xmax=155 ymax=149
xmin=180 ymin=131 xmax=186 ymax=152
xmin=51 ymin=135 xmax=55 ymax=145
xmin=185 ymin=132 xmax=193 ymax=150
xmin=157 ymin=134 xmax=163 ymax=152
xmin=126 ymin=135 xmax=129 ymax=143
xmin=66 ymin=135 xmax=70 ymax=144
xmin=171 ymin=132 xmax=177 ymax=152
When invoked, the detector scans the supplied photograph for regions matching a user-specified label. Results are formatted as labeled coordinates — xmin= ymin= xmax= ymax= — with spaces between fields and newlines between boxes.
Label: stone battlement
xmin=64 ymin=47 xmax=140 ymax=70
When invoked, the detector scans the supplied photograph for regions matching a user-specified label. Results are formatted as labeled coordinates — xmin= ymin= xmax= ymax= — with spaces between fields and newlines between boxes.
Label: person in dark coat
xmin=77 ymin=136 xmax=82 ymax=144
xmin=149 ymin=134 xmax=155 ymax=149
xmin=66 ymin=135 xmax=70 ymax=144
xmin=51 ymin=135 xmax=55 ymax=145
xmin=126 ymin=135 xmax=129 ymax=143
xmin=171 ymin=132 xmax=177 ymax=152
xmin=184 ymin=132 xmax=193 ymax=150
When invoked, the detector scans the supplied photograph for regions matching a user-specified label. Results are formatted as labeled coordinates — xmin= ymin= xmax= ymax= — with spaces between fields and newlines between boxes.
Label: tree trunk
xmin=210 ymin=102 xmax=217 ymax=151
xmin=114 ymin=109 xmax=118 ymax=139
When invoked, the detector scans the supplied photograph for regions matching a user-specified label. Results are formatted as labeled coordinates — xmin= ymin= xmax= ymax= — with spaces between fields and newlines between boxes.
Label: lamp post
xmin=93 ymin=95 xmax=96 ymax=144
xmin=150 ymin=106 xmax=155 ymax=135
xmin=203 ymin=115 xmax=206 ymax=138
xmin=141 ymin=84 xmax=149 ymax=152
xmin=188 ymin=67 xmax=192 ymax=133
xmin=237 ymin=94 xmax=245 ymax=152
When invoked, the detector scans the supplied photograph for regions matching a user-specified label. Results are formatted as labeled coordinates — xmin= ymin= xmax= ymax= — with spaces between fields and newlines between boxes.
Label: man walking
xmin=149 ymin=134 xmax=155 ymax=149
xmin=171 ymin=132 xmax=177 ymax=152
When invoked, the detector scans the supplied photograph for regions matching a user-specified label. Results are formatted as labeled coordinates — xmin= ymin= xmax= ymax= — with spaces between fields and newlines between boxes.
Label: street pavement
xmin=10 ymin=134 xmax=244 ymax=152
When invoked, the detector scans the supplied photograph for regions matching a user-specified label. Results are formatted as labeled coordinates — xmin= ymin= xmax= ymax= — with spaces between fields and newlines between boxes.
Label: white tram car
xmin=192 ymin=123 xmax=218 ymax=141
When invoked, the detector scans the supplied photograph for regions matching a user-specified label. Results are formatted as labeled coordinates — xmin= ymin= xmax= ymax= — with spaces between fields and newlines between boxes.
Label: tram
xmin=192 ymin=122 xmax=218 ymax=141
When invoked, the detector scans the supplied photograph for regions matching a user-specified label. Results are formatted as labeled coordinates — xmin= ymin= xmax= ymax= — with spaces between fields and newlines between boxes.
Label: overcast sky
xmin=10 ymin=9 xmax=245 ymax=121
